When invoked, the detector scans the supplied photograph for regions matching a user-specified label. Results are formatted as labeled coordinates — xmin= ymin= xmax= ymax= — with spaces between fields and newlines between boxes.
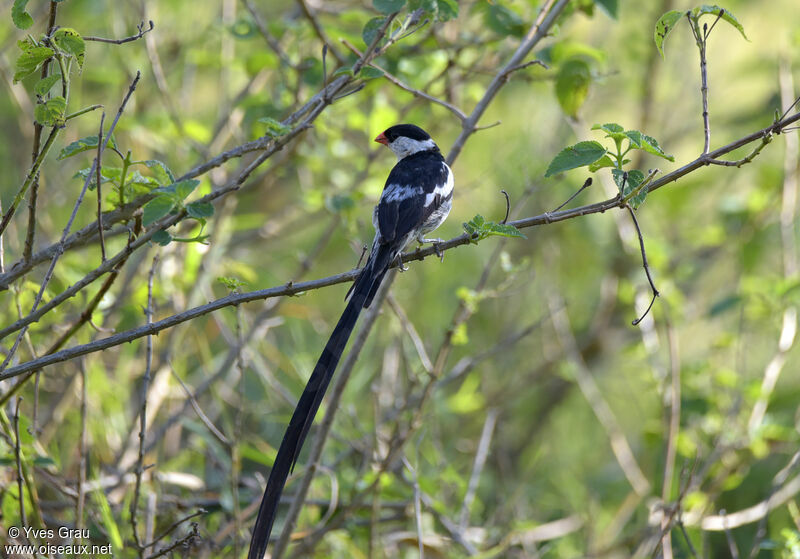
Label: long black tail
xmin=247 ymin=245 xmax=393 ymax=559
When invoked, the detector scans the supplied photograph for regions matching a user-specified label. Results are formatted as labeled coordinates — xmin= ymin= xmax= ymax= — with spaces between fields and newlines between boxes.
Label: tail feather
xmin=247 ymin=245 xmax=392 ymax=559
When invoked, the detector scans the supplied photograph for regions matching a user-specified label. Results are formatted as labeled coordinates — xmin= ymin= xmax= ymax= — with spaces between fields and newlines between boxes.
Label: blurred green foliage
xmin=1 ymin=0 xmax=800 ymax=557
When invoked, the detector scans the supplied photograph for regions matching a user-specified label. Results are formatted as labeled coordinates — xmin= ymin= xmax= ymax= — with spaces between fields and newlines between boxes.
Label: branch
xmin=447 ymin=0 xmax=570 ymax=164
xmin=84 ymin=20 xmax=154 ymax=44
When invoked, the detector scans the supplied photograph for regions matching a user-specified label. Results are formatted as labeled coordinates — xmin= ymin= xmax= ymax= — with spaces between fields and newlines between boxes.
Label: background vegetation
xmin=2 ymin=0 xmax=800 ymax=557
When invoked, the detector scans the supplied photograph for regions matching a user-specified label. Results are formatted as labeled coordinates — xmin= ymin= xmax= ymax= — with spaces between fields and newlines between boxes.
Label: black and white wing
xmin=376 ymin=151 xmax=453 ymax=246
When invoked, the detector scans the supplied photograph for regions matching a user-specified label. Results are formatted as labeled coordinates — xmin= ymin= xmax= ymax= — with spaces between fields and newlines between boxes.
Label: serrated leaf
xmin=58 ymin=135 xmax=118 ymax=160
xmin=691 ymin=5 xmax=747 ymax=40
xmin=613 ymin=168 xmax=648 ymax=208
xmin=436 ymin=0 xmax=458 ymax=21
xmin=12 ymin=0 xmax=33 ymax=29
xmin=34 ymin=74 xmax=61 ymax=96
xmin=141 ymin=160 xmax=176 ymax=184
xmin=256 ymin=117 xmax=291 ymax=138
xmin=592 ymin=122 xmax=627 ymax=142
xmin=362 ymin=17 xmax=386 ymax=46
xmin=34 ymin=96 xmax=67 ymax=126
xmin=489 ymin=222 xmax=526 ymax=239
xmin=142 ymin=195 xmax=176 ymax=226
xmin=373 ymin=0 xmax=405 ymax=14
xmin=588 ymin=154 xmax=616 ymax=172
xmin=626 ymin=130 xmax=674 ymax=161
xmin=186 ymin=201 xmax=214 ymax=219
xmin=53 ymin=28 xmax=85 ymax=68
xmin=555 ymin=59 xmax=591 ymax=117
xmin=218 ymin=276 xmax=247 ymax=290
xmin=13 ymin=46 xmax=54 ymax=83
xmin=151 ymin=230 xmax=172 ymax=246
xmin=360 ymin=66 xmax=384 ymax=79
xmin=654 ymin=10 xmax=684 ymax=58
xmin=545 ymin=141 xmax=606 ymax=177
xmin=174 ymin=179 xmax=200 ymax=200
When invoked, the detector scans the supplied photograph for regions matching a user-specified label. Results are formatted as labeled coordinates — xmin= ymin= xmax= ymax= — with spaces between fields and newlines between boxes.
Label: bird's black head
xmin=375 ymin=124 xmax=438 ymax=159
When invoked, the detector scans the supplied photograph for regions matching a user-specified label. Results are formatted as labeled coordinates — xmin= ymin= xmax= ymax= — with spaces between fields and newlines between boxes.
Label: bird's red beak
xmin=374 ymin=132 xmax=389 ymax=145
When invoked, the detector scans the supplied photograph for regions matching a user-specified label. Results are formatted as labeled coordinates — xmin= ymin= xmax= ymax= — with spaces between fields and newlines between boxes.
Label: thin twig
xmin=96 ymin=111 xmax=107 ymax=262
xmin=131 ymin=254 xmax=159 ymax=553
xmin=341 ymin=38 xmax=467 ymax=121
xmin=549 ymin=178 xmax=593 ymax=214
xmin=13 ymin=397 xmax=27 ymax=527
xmin=500 ymin=190 xmax=511 ymax=224
xmin=144 ymin=522 xmax=200 ymax=559
xmin=625 ymin=205 xmax=659 ymax=326
xmin=76 ymin=361 xmax=88 ymax=532
xmin=84 ymin=20 xmax=154 ymax=44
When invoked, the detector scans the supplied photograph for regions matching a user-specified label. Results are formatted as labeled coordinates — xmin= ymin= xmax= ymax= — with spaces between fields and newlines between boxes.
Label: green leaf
xmin=588 ymin=154 xmax=616 ymax=172
xmin=654 ymin=10 xmax=684 ymax=58
xmin=625 ymin=130 xmax=675 ymax=161
xmin=591 ymin=122 xmax=627 ymax=142
xmin=151 ymin=230 xmax=172 ymax=246
xmin=555 ymin=59 xmax=591 ymax=117
xmin=462 ymin=214 xmax=526 ymax=242
xmin=34 ymin=74 xmax=61 ymax=96
xmin=257 ymin=117 xmax=291 ymax=138
xmin=613 ymin=168 xmax=648 ymax=208
xmin=435 ymin=0 xmax=459 ymax=21
xmin=691 ymin=5 xmax=747 ymax=40
xmin=13 ymin=46 xmax=54 ymax=83
xmin=34 ymin=96 xmax=66 ymax=126
xmin=373 ymin=0 xmax=405 ymax=14
xmin=174 ymin=179 xmax=200 ymax=200
xmin=186 ymin=201 xmax=214 ymax=219
xmin=11 ymin=0 xmax=33 ymax=29
xmin=52 ymin=28 xmax=85 ymax=68
xmin=332 ymin=67 xmax=355 ymax=78
xmin=141 ymin=160 xmax=176 ymax=184
xmin=362 ymin=16 xmax=386 ymax=46
xmin=57 ymin=135 xmax=118 ymax=160
xmin=218 ymin=276 xmax=247 ymax=291
xmin=484 ymin=4 xmax=525 ymax=37
xmin=360 ymin=66 xmax=384 ymax=79
xmin=545 ymin=141 xmax=606 ymax=177
xmin=489 ymin=222 xmax=526 ymax=239
xmin=595 ymin=0 xmax=618 ymax=19
xmin=73 ymin=167 xmax=118 ymax=190
xmin=142 ymin=195 xmax=176 ymax=226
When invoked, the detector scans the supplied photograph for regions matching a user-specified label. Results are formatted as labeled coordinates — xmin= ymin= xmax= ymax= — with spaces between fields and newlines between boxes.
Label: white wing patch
xmin=424 ymin=165 xmax=454 ymax=207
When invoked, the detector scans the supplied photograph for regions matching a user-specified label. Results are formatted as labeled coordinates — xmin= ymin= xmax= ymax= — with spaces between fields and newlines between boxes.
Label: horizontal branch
xmin=1 ymin=97 xmax=797 ymax=382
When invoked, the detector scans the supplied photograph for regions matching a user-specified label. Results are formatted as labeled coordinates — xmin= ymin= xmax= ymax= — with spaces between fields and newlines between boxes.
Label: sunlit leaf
xmin=692 ymin=5 xmax=748 ymax=40
xmin=654 ymin=10 xmax=684 ymax=58
xmin=13 ymin=46 xmax=54 ymax=83
xmin=34 ymin=96 xmax=67 ymax=126
xmin=53 ymin=28 xmax=86 ymax=68
xmin=58 ymin=135 xmax=118 ymax=160
xmin=545 ymin=141 xmax=606 ymax=177
xmin=555 ymin=59 xmax=591 ymax=117
xmin=11 ymin=0 xmax=33 ymax=29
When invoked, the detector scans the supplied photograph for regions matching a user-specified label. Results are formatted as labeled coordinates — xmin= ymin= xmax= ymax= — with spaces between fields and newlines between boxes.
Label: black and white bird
xmin=247 ymin=124 xmax=453 ymax=558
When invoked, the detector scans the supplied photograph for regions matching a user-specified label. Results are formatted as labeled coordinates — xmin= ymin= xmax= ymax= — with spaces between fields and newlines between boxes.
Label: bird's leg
xmin=394 ymin=253 xmax=408 ymax=272
xmin=416 ymin=234 xmax=445 ymax=262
